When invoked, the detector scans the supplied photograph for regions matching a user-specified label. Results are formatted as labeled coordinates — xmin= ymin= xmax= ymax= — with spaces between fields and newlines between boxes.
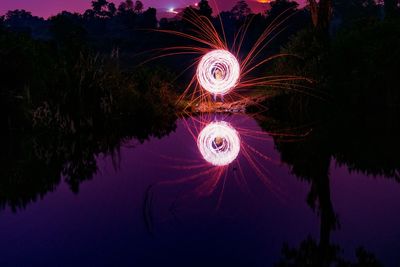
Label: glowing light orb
xmin=197 ymin=121 xmax=240 ymax=166
xmin=196 ymin=49 xmax=240 ymax=95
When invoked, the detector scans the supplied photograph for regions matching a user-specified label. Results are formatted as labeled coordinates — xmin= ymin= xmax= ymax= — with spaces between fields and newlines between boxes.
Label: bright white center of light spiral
xmin=196 ymin=49 xmax=240 ymax=95
xmin=197 ymin=121 xmax=241 ymax=166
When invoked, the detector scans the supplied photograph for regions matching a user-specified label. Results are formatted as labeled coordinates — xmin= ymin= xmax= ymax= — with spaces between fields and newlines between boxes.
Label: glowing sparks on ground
xmin=197 ymin=121 xmax=241 ymax=166
xmin=196 ymin=49 xmax=241 ymax=96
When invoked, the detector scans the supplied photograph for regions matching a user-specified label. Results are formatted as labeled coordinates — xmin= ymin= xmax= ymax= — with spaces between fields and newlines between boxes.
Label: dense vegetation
xmin=1 ymin=1 xmax=399 ymax=265
xmin=0 ymin=0 xmax=399 ymax=212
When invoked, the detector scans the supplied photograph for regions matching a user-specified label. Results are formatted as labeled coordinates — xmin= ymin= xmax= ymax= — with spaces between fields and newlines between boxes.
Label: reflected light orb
xmin=197 ymin=121 xmax=240 ymax=166
xmin=196 ymin=49 xmax=240 ymax=95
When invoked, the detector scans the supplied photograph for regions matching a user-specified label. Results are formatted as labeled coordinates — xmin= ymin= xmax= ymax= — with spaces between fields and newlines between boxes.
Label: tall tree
xmin=308 ymin=0 xmax=333 ymax=31
xmin=91 ymin=0 xmax=108 ymax=15
xmin=117 ymin=2 xmax=127 ymax=13
xmin=108 ymin=3 xmax=117 ymax=17
xmin=384 ymin=0 xmax=400 ymax=17
xmin=117 ymin=0 xmax=135 ymax=15
xmin=134 ymin=1 xmax=144 ymax=14
xmin=0 ymin=16 xmax=4 ymax=28
xmin=231 ymin=0 xmax=252 ymax=20
xmin=91 ymin=0 xmax=118 ymax=18
xmin=126 ymin=0 xmax=134 ymax=10
xmin=198 ymin=0 xmax=213 ymax=18
xmin=139 ymin=7 xmax=157 ymax=28
xmin=266 ymin=0 xmax=298 ymax=20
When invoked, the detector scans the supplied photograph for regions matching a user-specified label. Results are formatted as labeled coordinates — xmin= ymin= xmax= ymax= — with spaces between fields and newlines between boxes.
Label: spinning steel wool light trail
xmin=196 ymin=49 xmax=241 ymax=95
xmin=136 ymin=3 xmax=324 ymax=213
xmin=143 ymin=5 xmax=319 ymax=109
xmin=197 ymin=120 xmax=240 ymax=166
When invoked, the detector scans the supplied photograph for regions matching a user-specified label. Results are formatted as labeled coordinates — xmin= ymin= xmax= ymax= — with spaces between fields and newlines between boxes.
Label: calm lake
xmin=1 ymin=113 xmax=400 ymax=267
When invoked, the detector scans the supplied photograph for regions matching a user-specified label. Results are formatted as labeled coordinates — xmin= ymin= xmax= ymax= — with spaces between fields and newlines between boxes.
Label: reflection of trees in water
xmin=276 ymin=236 xmax=383 ymax=267
xmin=333 ymin=113 xmax=400 ymax=181
xmin=0 ymin=25 xmax=179 ymax=211
xmin=272 ymin=121 xmax=339 ymax=266
xmin=0 ymin=109 xmax=177 ymax=212
xmin=266 ymin=20 xmax=400 ymax=264
xmin=0 ymin=43 xmax=178 ymax=211
xmin=257 ymin=109 xmax=400 ymax=266
xmin=273 ymin=136 xmax=383 ymax=265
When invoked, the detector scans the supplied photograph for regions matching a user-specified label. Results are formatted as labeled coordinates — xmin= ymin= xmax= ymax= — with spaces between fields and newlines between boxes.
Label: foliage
xmin=276 ymin=237 xmax=383 ymax=267
xmin=198 ymin=0 xmax=213 ymax=18
xmin=330 ymin=17 xmax=400 ymax=110
xmin=231 ymin=0 xmax=252 ymax=20
xmin=267 ymin=0 xmax=299 ymax=19
xmin=0 ymin=29 xmax=178 ymax=211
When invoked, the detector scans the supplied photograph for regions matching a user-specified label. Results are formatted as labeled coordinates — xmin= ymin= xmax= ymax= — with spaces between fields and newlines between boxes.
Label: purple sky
xmin=0 ymin=0 xmax=305 ymax=19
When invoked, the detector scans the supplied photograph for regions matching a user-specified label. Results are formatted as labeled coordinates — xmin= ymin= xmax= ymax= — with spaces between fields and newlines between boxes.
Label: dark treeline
xmin=0 ymin=0 xmax=309 ymax=211
xmin=0 ymin=1 xmax=185 ymax=211
xmin=257 ymin=1 xmax=399 ymax=265
xmin=257 ymin=108 xmax=398 ymax=266
xmin=258 ymin=2 xmax=400 ymax=263
xmin=0 ymin=0 xmax=308 ymax=51
xmin=273 ymin=0 xmax=400 ymax=113
xmin=1 ymin=0 xmax=400 ymax=212
xmin=1 ymin=2 xmax=400 ymax=265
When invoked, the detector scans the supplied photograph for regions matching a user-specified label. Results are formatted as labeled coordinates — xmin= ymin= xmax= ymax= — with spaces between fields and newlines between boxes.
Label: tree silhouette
xmin=0 ymin=28 xmax=178 ymax=210
xmin=231 ymin=0 xmax=252 ymax=20
xmin=384 ymin=0 xmax=400 ymax=17
xmin=4 ymin=9 xmax=46 ymax=37
xmin=5 ymin=9 xmax=33 ymax=21
xmin=49 ymin=12 xmax=86 ymax=51
xmin=308 ymin=0 xmax=333 ymax=31
xmin=92 ymin=0 xmax=107 ymax=12
xmin=137 ymin=7 xmax=157 ymax=28
xmin=267 ymin=0 xmax=299 ymax=19
xmin=198 ymin=0 xmax=213 ymax=18
xmin=117 ymin=0 xmax=136 ymax=16
xmin=134 ymin=0 xmax=144 ymax=14
xmin=108 ymin=2 xmax=117 ymax=17
xmin=91 ymin=0 xmax=108 ymax=17
xmin=276 ymin=237 xmax=383 ymax=266
xmin=0 ymin=16 xmax=4 ymax=32
xmin=126 ymin=0 xmax=134 ymax=10
xmin=117 ymin=2 xmax=127 ymax=13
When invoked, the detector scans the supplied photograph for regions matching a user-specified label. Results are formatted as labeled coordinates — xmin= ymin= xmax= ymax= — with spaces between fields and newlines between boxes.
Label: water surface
xmin=1 ymin=114 xmax=400 ymax=266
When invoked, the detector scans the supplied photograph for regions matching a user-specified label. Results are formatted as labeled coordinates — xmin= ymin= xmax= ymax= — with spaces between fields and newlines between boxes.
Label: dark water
xmin=1 ymin=113 xmax=400 ymax=267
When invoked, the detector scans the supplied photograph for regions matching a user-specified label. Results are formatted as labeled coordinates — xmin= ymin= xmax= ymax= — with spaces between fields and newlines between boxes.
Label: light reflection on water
xmin=0 ymin=114 xmax=400 ymax=267
xmin=197 ymin=120 xmax=240 ymax=166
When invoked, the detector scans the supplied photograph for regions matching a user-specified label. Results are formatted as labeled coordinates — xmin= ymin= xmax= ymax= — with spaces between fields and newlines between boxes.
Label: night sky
xmin=0 ymin=0 xmax=305 ymax=18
